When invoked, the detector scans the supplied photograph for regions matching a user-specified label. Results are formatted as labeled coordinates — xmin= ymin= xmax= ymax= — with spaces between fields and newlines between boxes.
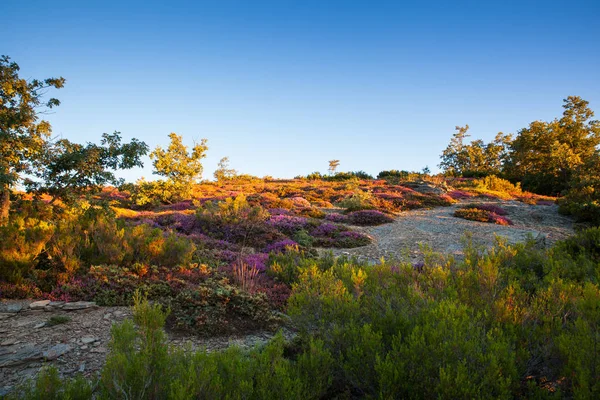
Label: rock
xmin=48 ymin=301 xmax=65 ymax=308
xmin=29 ymin=300 xmax=51 ymax=310
xmin=0 ymin=313 xmax=15 ymax=320
xmin=80 ymin=345 xmax=88 ymax=350
xmin=34 ymin=322 xmax=46 ymax=329
xmin=0 ymin=345 xmax=42 ymax=367
xmin=90 ymin=347 xmax=106 ymax=353
xmin=6 ymin=304 xmax=23 ymax=313
xmin=81 ymin=336 xmax=98 ymax=344
xmin=43 ymin=344 xmax=71 ymax=361
xmin=79 ymin=362 xmax=86 ymax=373
xmin=63 ymin=301 xmax=98 ymax=311
xmin=1 ymin=338 xmax=19 ymax=346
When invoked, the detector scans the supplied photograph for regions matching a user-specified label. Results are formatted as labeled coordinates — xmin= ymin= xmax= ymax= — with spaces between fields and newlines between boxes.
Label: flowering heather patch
xmin=311 ymin=222 xmax=341 ymax=237
xmin=336 ymin=231 xmax=371 ymax=247
xmin=347 ymin=210 xmax=394 ymax=226
xmin=0 ymin=281 xmax=43 ymax=299
xmin=268 ymin=207 xmax=292 ymax=216
xmin=454 ymin=207 xmax=514 ymax=226
xmin=448 ymin=190 xmax=475 ymax=200
xmin=489 ymin=214 xmax=514 ymax=226
xmin=155 ymin=211 xmax=197 ymax=233
xmin=241 ymin=253 xmax=269 ymax=272
xmin=267 ymin=215 xmax=309 ymax=234
xmin=325 ymin=213 xmax=349 ymax=223
xmin=289 ymin=197 xmax=311 ymax=208
xmin=264 ymin=239 xmax=299 ymax=254
xmin=466 ymin=203 xmax=509 ymax=216
xmin=158 ymin=200 xmax=195 ymax=211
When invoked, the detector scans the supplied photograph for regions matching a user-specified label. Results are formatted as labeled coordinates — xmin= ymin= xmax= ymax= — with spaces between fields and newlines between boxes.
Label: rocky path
xmin=0 ymin=300 xmax=285 ymax=395
xmin=320 ymin=200 xmax=575 ymax=263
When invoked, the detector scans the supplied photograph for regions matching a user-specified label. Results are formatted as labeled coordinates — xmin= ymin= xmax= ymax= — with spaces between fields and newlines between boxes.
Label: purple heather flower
xmin=264 ymin=239 xmax=299 ymax=254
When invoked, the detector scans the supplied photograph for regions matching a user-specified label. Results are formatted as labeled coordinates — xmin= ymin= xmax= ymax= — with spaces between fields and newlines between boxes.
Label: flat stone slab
xmin=29 ymin=300 xmax=51 ymax=310
xmin=43 ymin=344 xmax=71 ymax=361
xmin=0 ymin=345 xmax=42 ymax=367
xmin=5 ymin=304 xmax=23 ymax=313
xmin=62 ymin=301 xmax=98 ymax=311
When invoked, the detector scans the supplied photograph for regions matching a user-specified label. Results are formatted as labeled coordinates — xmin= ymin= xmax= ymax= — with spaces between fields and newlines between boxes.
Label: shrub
xmin=347 ymin=210 xmax=394 ymax=226
xmin=454 ymin=207 xmax=513 ymax=226
xmin=337 ymin=190 xmax=375 ymax=212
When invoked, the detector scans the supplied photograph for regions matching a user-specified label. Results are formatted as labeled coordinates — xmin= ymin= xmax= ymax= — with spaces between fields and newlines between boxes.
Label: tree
xmin=439 ymin=125 xmax=511 ymax=177
xmin=150 ymin=133 xmax=208 ymax=196
xmin=214 ymin=156 xmax=237 ymax=182
xmin=505 ymin=96 xmax=600 ymax=194
xmin=328 ymin=160 xmax=340 ymax=175
xmin=0 ymin=55 xmax=65 ymax=223
xmin=26 ymin=132 xmax=148 ymax=203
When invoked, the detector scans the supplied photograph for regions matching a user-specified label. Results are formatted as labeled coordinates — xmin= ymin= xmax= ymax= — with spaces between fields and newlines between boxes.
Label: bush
xmin=347 ymin=210 xmax=394 ymax=226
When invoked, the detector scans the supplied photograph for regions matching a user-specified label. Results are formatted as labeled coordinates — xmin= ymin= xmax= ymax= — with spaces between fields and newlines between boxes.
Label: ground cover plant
xmin=454 ymin=203 xmax=513 ymax=226
xmin=8 ymin=228 xmax=600 ymax=399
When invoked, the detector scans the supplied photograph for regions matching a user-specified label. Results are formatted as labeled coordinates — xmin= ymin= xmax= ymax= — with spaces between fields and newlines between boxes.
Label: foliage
xmin=559 ymin=153 xmax=600 ymax=225
xmin=454 ymin=206 xmax=513 ymax=226
xmin=150 ymin=133 xmax=208 ymax=198
xmin=0 ymin=55 xmax=65 ymax=223
xmin=439 ymin=125 xmax=511 ymax=177
xmin=213 ymin=156 xmax=237 ymax=181
xmin=25 ymin=132 xmax=148 ymax=203
xmin=328 ymin=159 xmax=340 ymax=175
xmin=347 ymin=209 xmax=394 ymax=226
xmin=505 ymin=96 xmax=600 ymax=195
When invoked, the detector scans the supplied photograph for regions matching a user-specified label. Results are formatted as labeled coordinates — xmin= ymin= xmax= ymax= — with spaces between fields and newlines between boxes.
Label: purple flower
xmin=268 ymin=208 xmax=292 ymax=216
xmin=325 ymin=213 xmax=349 ymax=223
xmin=267 ymin=215 xmax=309 ymax=234
xmin=448 ymin=190 xmax=474 ymax=200
xmin=311 ymin=222 xmax=340 ymax=237
xmin=240 ymin=253 xmax=269 ymax=272
xmin=347 ymin=210 xmax=394 ymax=226
xmin=469 ymin=203 xmax=508 ymax=216
xmin=264 ymin=239 xmax=299 ymax=254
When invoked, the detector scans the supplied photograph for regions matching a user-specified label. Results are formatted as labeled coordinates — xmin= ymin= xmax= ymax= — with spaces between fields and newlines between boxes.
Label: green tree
xmin=328 ymin=160 xmax=340 ymax=175
xmin=150 ymin=133 xmax=208 ymax=197
xmin=0 ymin=55 xmax=65 ymax=223
xmin=214 ymin=156 xmax=237 ymax=182
xmin=439 ymin=125 xmax=511 ymax=177
xmin=26 ymin=132 xmax=148 ymax=203
xmin=505 ymin=96 xmax=600 ymax=194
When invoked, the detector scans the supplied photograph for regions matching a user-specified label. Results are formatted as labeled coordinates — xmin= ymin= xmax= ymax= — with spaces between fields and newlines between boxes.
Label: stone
xmin=1 ymin=338 xmax=19 ymax=346
xmin=90 ymin=347 xmax=106 ymax=353
xmin=80 ymin=345 xmax=88 ymax=350
xmin=63 ymin=301 xmax=98 ymax=311
xmin=29 ymin=300 xmax=51 ymax=310
xmin=0 ymin=313 xmax=15 ymax=320
xmin=48 ymin=301 xmax=65 ymax=308
xmin=81 ymin=336 xmax=98 ymax=344
xmin=43 ymin=344 xmax=71 ymax=361
xmin=34 ymin=322 xmax=46 ymax=329
xmin=79 ymin=362 xmax=86 ymax=373
xmin=6 ymin=304 xmax=23 ymax=313
xmin=0 ymin=345 xmax=43 ymax=367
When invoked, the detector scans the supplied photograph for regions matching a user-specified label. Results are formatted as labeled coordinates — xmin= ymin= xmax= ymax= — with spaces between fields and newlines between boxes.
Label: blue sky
xmin=2 ymin=0 xmax=599 ymax=180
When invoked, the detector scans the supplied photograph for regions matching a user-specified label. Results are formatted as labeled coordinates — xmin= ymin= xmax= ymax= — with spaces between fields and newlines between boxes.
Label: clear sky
xmin=2 ymin=0 xmax=599 ymax=181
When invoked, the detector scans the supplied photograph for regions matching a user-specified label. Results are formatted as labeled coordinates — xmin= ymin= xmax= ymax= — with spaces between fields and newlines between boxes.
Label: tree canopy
xmin=505 ymin=96 xmax=600 ymax=194
xmin=150 ymin=132 xmax=209 ymax=190
xmin=0 ymin=55 xmax=65 ymax=221
xmin=26 ymin=132 xmax=149 ymax=203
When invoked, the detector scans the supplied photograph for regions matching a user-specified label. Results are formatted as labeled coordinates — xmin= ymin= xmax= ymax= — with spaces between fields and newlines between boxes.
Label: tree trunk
xmin=0 ymin=188 xmax=10 ymax=225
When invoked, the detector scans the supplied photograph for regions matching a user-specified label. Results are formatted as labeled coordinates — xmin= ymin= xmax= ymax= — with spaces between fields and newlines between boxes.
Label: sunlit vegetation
xmin=2 ymin=55 xmax=600 ymax=398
